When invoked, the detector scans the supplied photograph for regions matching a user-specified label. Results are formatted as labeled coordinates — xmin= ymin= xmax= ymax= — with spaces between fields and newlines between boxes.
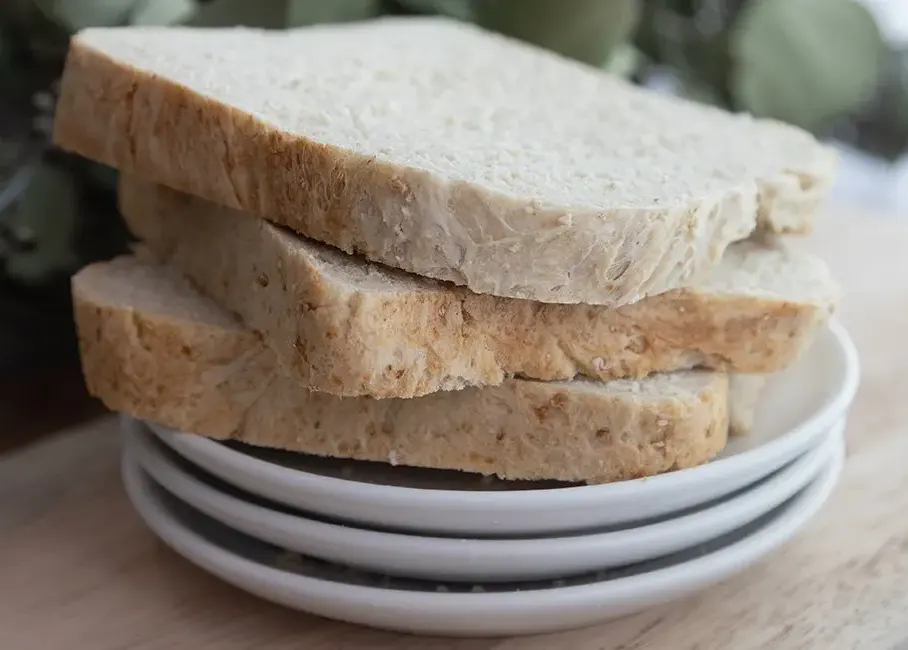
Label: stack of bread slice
xmin=56 ymin=17 xmax=841 ymax=484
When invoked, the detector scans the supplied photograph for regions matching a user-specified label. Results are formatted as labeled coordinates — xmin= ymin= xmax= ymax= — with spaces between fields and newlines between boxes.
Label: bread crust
xmin=73 ymin=258 xmax=730 ymax=483
xmin=117 ymin=177 xmax=837 ymax=398
xmin=53 ymin=22 xmax=836 ymax=306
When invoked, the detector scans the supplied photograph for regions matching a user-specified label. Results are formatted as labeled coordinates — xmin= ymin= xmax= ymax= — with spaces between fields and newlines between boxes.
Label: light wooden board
xmin=1 ymin=210 xmax=906 ymax=650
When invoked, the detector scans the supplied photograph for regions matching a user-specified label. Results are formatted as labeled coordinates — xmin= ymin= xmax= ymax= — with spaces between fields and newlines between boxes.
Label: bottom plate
xmin=121 ymin=435 xmax=845 ymax=637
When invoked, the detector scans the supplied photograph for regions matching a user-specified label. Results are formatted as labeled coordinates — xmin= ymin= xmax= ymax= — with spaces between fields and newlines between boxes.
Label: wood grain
xmin=0 ymin=209 xmax=906 ymax=650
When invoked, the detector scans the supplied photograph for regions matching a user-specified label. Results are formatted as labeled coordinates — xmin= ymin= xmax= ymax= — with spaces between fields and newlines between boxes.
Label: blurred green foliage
xmin=474 ymin=0 xmax=640 ymax=67
xmin=730 ymin=0 xmax=886 ymax=132
xmin=0 ymin=0 xmax=905 ymax=296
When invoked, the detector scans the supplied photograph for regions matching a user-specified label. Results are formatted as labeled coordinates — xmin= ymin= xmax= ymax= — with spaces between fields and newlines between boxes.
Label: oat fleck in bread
xmin=54 ymin=17 xmax=836 ymax=306
xmin=119 ymin=177 xmax=840 ymax=398
xmin=72 ymin=255 xmax=740 ymax=483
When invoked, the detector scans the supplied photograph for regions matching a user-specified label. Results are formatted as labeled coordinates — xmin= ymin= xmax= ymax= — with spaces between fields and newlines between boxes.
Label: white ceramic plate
xmin=121 ymin=437 xmax=845 ymax=637
xmin=125 ymin=418 xmax=841 ymax=582
xmin=145 ymin=322 xmax=859 ymax=537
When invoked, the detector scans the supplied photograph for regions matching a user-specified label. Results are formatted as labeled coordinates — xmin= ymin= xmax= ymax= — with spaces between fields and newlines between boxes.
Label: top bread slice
xmin=73 ymin=254 xmax=734 ymax=483
xmin=119 ymin=176 xmax=839 ymax=399
xmin=54 ymin=17 xmax=836 ymax=306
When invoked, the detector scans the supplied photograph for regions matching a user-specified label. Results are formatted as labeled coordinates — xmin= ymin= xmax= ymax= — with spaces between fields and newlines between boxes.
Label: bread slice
xmin=54 ymin=17 xmax=836 ymax=306
xmin=72 ymin=255 xmax=735 ymax=483
xmin=119 ymin=176 xmax=840 ymax=399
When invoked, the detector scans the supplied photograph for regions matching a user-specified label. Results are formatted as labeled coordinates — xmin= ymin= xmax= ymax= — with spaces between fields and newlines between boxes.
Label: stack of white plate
xmin=120 ymin=323 xmax=859 ymax=637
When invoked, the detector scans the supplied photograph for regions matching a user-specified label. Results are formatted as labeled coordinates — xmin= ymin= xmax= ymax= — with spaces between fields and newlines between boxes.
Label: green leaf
xmin=286 ymin=0 xmax=381 ymax=26
xmin=187 ymin=0 xmax=290 ymax=28
xmin=474 ymin=0 xmax=640 ymax=66
xmin=3 ymin=163 xmax=80 ymax=284
xmin=129 ymin=0 xmax=197 ymax=26
xmin=35 ymin=0 xmax=144 ymax=30
xmin=729 ymin=0 xmax=886 ymax=132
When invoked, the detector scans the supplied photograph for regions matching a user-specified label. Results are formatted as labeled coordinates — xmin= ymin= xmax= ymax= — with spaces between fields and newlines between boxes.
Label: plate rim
xmin=148 ymin=321 xmax=858 ymax=512
xmin=125 ymin=418 xmax=841 ymax=580
xmin=121 ymin=435 xmax=845 ymax=610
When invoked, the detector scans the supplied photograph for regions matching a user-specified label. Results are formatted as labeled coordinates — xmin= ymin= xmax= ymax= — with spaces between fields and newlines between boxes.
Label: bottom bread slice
xmin=73 ymin=255 xmax=736 ymax=483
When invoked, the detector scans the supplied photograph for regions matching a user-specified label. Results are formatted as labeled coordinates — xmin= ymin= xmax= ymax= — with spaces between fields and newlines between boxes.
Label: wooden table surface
xmin=1 ymin=209 xmax=907 ymax=650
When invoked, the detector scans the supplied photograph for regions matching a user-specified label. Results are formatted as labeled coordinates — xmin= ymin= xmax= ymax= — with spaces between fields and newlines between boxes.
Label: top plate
xmin=147 ymin=321 xmax=859 ymax=537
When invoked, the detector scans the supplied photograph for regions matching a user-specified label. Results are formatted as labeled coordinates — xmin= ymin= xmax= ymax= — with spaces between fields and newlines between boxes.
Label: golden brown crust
xmin=72 ymin=265 xmax=729 ymax=483
xmin=117 ymin=176 xmax=834 ymax=398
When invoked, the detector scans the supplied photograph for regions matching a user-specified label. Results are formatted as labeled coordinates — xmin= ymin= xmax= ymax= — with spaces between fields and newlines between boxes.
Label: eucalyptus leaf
xmin=286 ymin=0 xmax=381 ymax=27
xmin=729 ymin=0 xmax=886 ymax=132
xmin=35 ymin=0 xmax=143 ymax=30
xmin=474 ymin=0 xmax=639 ymax=66
xmin=130 ymin=0 xmax=197 ymax=26
xmin=3 ymin=162 xmax=79 ymax=284
xmin=187 ymin=0 xmax=290 ymax=28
